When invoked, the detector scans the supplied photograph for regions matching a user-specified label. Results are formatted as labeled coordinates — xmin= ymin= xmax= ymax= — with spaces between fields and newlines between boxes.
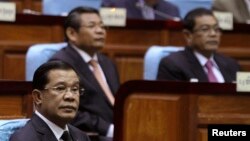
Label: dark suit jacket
xmin=10 ymin=114 xmax=90 ymax=141
xmin=103 ymin=0 xmax=180 ymax=20
xmin=49 ymin=44 xmax=120 ymax=136
xmin=157 ymin=47 xmax=240 ymax=82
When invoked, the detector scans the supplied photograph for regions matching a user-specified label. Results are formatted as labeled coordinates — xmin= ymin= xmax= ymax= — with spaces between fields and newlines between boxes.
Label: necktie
xmin=61 ymin=131 xmax=72 ymax=141
xmin=89 ymin=60 xmax=115 ymax=105
xmin=205 ymin=60 xmax=218 ymax=82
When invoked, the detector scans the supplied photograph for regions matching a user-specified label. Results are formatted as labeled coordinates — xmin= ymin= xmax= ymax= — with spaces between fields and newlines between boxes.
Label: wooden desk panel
xmin=0 ymin=81 xmax=32 ymax=119
xmin=114 ymin=81 xmax=250 ymax=141
xmin=122 ymin=93 xmax=189 ymax=141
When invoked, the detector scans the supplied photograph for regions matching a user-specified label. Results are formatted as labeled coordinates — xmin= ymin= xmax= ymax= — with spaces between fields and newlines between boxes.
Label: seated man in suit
xmin=157 ymin=8 xmax=240 ymax=83
xmin=49 ymin=6 xmax=120 ymax=141
xmin=102 ymin=0 xmax=180 ymax=21
xmin=212 ymin=0 xmax=250 ymax=23
xmin=10 ymin=61 xmax=90 ymax=141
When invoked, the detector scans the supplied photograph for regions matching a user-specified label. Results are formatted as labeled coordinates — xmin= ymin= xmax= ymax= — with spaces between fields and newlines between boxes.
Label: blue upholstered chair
xmin=25 ymin=42 xmax=67 ymax=81
xmin=0 ymin=119 xmax=29 ymax=141
xmin=143 ymin=46 xmax=184 ymax=80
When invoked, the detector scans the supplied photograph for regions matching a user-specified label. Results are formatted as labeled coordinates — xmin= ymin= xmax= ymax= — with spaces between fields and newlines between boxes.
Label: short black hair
xmin=64 ymin=6 xmax=100 ymax=41
xmin=183 ymin=8 xmax=215 ymax=31
xmin=32 ymin=60 xmax=77 ymax=90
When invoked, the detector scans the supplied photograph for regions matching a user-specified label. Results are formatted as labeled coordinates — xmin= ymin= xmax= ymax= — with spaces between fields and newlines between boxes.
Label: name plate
xmin=213 ymin=11 xmax=233 ymax=30
xmin=236 ymin=72 xmax=250 ymax=92
xmin=0 ymin=2 xmax=16 ymax=22
xmin=100 ymin=8 xmax=126 ymax=27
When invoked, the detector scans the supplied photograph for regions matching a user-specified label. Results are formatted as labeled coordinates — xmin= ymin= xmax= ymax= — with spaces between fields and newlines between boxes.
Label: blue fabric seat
xmin=0 ymin=119 xmax=29 ymax=141
xmin=25 ymin=42 xmax=67 ymax=81
xmin=144 ymin=46 xmax=184 ymax=80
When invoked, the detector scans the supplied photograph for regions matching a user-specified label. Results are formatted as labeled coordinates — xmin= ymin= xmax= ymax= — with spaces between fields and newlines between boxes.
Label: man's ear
xmin=66 ymin=27 xmax=78 ymax=43
xmin=183 ymin=29 xmax=193 ymax=46
xmin=32 ymin=89 xmax=43 ymax=107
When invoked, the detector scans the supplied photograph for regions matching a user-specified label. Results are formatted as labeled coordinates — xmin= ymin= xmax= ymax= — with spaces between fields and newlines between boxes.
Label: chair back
xmin=144 ymin=46 xmax=184 ymax=80
xmin=25 ymin=42 xmax=67 ymax=81
xmin=0 ymin=119 xmax=29 ymax=141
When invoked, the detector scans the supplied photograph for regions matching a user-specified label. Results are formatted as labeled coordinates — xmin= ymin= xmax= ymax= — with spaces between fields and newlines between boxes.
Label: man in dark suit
xmin=10 ymin=61 xmax=90 ymax=141
xmin=49 ymin=6 xmax=120 ymax=141
xmin=102 ymin=0 xmax=180 ymax=21
xmin=157 ymin=8 xmax=240 ymax=83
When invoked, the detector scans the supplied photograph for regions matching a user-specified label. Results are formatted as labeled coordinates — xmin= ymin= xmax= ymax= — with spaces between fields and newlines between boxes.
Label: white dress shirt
xmin=35 ymin=111 xmax=69 ymax=141
xmin=194 ymin=51 xmax=225 ymax=83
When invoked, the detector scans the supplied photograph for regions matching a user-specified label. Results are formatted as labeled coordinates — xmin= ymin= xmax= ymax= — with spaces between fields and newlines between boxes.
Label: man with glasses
xmin=157 ymin=8 xmax=240 ymax=83
xmin=49 ymin=6 xmax=120 ymax=141
xmin=10 ymin=61 xmax=90 ymax=141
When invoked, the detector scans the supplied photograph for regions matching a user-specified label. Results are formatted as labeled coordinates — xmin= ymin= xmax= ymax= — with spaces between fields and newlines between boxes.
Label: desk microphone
xmin=135 ymin=2 xmax=181 ymax=22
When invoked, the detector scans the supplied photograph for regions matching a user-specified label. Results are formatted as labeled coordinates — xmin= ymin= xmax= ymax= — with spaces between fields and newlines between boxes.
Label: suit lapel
xmin=97 ymin=53 xmax=115 ymax=94
xmin=68 ymin=126 xmax=77 ymax=141
xmin=185 ymin=48 xmax=208 ymax=82
xmin=214 ymin=54 xmax=231 ymax=82
xmin=65 ymin=46 xmax=113 ymax=105
xmin=31 ymin=114 xmax=58 ymax=141
xmin=65 ymin=46 xmax=102 ymax=91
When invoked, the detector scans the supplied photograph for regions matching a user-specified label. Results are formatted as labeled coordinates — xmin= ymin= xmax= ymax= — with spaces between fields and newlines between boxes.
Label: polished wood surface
xmin=0 ymin=14 xmax=250 ymax=83
xmin=114 ymin=80 xmax=250 ymax=141
xmin=0 ymin=80 xmax=32 ymax=119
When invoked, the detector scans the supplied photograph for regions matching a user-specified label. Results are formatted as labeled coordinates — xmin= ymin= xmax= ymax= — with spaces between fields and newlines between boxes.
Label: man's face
xmin=39 ymin=69 xmax=80 ymax=127
xmin=186 ymin=15 xmax=221 ymax=57
xmin=73 ymin=13 xmax=106 ymax=52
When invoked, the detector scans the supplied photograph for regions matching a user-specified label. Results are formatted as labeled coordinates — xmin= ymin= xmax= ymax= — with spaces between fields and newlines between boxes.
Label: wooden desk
xmin=114 ymin=81 xmax=250 ymax=141
xmin=0 ymin=80 xmax=32 ymax=119
xmin=0 ymin=14 xmax=250 ymax=83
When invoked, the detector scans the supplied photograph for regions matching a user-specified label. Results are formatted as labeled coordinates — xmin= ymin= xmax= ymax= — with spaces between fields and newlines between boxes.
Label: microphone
xmin=135 ymin=2 xmax=181 ymax=22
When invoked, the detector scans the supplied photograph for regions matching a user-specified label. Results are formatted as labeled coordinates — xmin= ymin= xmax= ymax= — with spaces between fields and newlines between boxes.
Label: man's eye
xmin=87 ymin=24 xmax=95 ymax=28
xmin=71 ymin=87 xmax=79 ymax=92
xmin=55 ymin=86 xmax=66 ymax=91
xmin=201 ymin=28 xmax=209 ymax=32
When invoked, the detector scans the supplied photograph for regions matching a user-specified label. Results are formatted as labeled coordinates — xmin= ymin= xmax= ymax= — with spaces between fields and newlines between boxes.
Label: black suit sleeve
xmin=157 ymin=57 xmax=187 ymax=81
xmin=71 ymin=111 xmax=111 ymax=136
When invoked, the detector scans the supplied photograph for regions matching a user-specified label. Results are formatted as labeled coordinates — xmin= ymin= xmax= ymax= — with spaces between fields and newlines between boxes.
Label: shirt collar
xmin=35 ymin=111 xmax=69 ymax=140
xmin=70 ymin=44 xmax=98 ymax=63
xmin=193 ymin=51 xmax=219 ymax=68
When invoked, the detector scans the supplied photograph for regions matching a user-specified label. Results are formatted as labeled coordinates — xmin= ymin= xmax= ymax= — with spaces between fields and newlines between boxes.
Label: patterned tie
xmin=205 ymin=60 xmax=218 ymax=83
xmin=61 ymin=131 xmax=72 ymax=141
xmin=89 ymin=60 xmax=115 ymax=105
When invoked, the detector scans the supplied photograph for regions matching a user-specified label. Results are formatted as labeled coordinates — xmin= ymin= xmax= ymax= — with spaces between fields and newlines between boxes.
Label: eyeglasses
xmin=80 ymin=23 xmax=106 ymax=30
xmin=44 ymin=85 xmax=84 ymax=95
xmin=193 ymin=25 xmax=221 ymax=35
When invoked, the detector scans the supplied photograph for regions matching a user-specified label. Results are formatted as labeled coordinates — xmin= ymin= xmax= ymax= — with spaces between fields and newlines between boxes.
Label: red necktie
xmin=89 ymin=60 xmax=115 ymax=105
xmin=205 ymin=60 xmax=218 ymax=83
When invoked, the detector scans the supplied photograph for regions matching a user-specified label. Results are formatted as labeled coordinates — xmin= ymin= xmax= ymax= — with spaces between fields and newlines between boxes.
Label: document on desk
xmin=100 ymin=8 xmax=127 ymax=27
xmin=0 ymin=2 xmax=16 ymax=22
xmin=236 ymin=72 xmax=250 ymax=92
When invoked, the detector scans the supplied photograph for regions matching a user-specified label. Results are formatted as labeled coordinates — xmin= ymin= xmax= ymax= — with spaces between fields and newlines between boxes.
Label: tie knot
xmin=89 ymin=59 xmax=98 ymax=67
xmin=61 ymin=131 xmax=72 ymax=141
xmin=205 ymin=60 xmax=213 ymax=69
